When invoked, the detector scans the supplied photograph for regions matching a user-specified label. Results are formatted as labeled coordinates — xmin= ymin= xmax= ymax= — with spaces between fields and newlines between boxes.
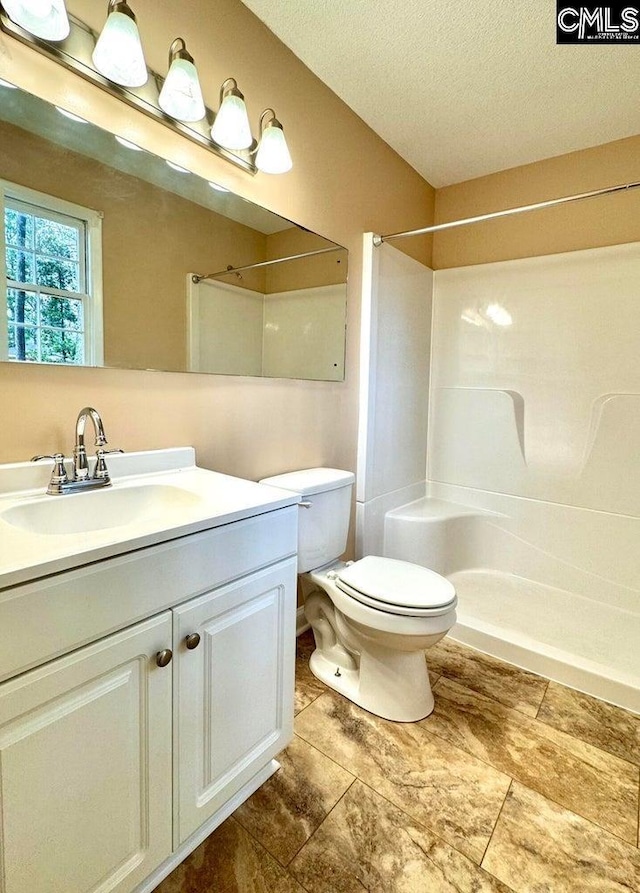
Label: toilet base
xmin=303 ymin=578 xmax=453 ymax=722
xmin=303 ymin=586 xmax=436 ymax=721
xmin=308 ymin=643 xmax=435 ymax=722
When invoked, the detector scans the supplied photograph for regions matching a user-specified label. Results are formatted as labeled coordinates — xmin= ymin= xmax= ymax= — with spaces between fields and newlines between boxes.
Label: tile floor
xmin=157 ymin=631 xmax=640 ymax=893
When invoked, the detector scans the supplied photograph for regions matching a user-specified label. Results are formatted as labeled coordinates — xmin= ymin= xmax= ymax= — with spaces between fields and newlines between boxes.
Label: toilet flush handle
xmin=299 ymin=501 xmax=312 ymax=509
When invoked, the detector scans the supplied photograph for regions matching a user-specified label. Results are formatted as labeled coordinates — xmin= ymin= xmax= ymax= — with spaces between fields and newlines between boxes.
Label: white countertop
xmin=0 ymin=448 xmax=299 ymax=590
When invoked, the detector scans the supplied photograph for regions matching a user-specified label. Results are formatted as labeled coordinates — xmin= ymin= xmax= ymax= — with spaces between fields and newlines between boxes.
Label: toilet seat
xmin=335 ymin=556 xmax=457 ymax=618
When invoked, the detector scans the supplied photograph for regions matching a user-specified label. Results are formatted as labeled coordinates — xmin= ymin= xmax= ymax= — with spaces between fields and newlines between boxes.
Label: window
xmin=1 ymin=183 xmax=103 ymax=366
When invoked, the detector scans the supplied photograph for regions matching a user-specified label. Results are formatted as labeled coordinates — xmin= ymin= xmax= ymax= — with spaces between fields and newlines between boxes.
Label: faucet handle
xmin=93 ymin=448 xmax=124 ymax=480
xmin=31 ymin=453 xmax=69 ymax=485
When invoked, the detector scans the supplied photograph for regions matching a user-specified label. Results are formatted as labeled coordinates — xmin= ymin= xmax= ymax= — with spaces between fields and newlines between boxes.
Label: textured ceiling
xmin=241 ymin=0 xmax=640 ymax=187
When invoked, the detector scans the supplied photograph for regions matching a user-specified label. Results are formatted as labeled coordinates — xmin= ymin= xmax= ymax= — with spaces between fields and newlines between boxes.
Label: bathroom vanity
xmin=0 ymin=448 xmax=299 ymax=893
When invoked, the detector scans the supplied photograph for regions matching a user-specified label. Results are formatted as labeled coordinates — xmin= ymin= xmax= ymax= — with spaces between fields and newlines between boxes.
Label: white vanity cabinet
xmin=0 ymin=478 xmax=298 ymax=893
xmin=0 ymin=613 xmax=174 ymax=893
xmin=173 ymin=558 xmax=296 ymax=845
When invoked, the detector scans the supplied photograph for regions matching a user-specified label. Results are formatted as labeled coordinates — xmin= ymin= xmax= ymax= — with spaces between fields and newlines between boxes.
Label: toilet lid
xmin=336 ymin=556 xmax=456 ymax=612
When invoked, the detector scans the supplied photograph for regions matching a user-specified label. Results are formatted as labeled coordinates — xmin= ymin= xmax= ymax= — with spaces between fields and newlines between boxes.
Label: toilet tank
xmin=259 ymin=468 xmax=355 ymax=572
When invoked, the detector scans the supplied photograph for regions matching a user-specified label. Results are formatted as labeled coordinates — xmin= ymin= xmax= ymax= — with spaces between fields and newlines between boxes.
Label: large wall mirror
xmin=0 ymin=83 xmax=348 ymax=381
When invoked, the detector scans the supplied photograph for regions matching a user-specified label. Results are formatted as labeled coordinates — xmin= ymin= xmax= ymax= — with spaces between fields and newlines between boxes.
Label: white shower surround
xmin=358 ymin=237 xmax=640 ymax=713
xmin=384 ymin=488 xmax=640 ymax=712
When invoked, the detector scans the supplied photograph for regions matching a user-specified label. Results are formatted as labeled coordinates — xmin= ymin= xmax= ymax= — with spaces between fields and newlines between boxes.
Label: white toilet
xmin=259 ymin=468 xmax=457 ymax=722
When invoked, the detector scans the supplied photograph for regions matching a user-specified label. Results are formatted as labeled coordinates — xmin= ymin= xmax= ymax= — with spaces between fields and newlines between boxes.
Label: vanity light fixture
xmin=255 ymin=108 xmax=293 ymax=174
xmin=211 ymin=78 xmax=252 ymax=151
xmin=0 ymin=6 xmax=292 ymax=175
xmin=158 ymin=37 xmax=205 ymax=123
xmin=55 ymin=106 xmax=88 ymax=123
xmin=1 ymin=0 xmax=69 ymax=41
xmin=92 ymin=0 xmax=147 ymax=88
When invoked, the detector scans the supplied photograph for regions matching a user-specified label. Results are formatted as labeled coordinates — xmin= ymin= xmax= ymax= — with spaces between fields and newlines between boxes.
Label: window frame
xmin=0 ymin=181 xmax=104 ymax=366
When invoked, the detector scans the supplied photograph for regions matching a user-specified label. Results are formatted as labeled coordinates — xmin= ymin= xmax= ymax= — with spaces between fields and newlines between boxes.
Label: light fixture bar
xmin=192 ymin=246 xmax=344 ymax=284
xmin=0 ymin=6 xmax=257 ymax=174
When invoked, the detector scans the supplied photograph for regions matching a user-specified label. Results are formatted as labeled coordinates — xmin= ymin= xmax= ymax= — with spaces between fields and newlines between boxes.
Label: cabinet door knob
xmin=156 ymin=649 xmax=173 ymax=667
xmin=185 ymin=633 xmax=201 ymax=650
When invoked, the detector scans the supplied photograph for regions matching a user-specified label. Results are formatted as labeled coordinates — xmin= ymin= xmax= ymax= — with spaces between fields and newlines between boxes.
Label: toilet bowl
xmin=259 ymin=469 xmax=457 ymax=722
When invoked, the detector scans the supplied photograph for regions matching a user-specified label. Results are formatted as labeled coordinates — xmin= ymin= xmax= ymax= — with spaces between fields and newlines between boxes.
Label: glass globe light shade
xmin=22 ymin=0 xmax=50 ymax=13
xmin=92 ymin=7 xmax=147 ymax=88
xmin=256 ymin=119 xmax=292 ymax=174
xmin=211 ymin=89 xmax=252 ymax=151
xmin=159 ymin=57 xmax=205 ymax=123
xmin=3 ymin=0 xmax=70 ymax=41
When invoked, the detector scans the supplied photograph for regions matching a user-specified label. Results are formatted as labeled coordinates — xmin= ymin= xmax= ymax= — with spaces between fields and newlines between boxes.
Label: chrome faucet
xmin=73 ymin=406 xmax=108 ymax=481
xmin=32 ymin=407 xmax=123 ymax=495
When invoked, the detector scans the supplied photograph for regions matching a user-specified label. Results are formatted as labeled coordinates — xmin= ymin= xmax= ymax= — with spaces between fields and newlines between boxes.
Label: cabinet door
xmin=0 ymin=613 xmax=173 ymax=893
xmin=173 ymin=558 xmax=297 ymax=844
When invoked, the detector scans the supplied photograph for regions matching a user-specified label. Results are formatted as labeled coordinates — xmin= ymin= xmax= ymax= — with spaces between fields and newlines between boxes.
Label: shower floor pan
xmin=449 ymin=569 xmax=640 ymax=714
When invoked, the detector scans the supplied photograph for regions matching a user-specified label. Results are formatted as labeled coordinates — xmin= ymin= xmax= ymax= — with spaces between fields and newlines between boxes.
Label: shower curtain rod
xmin=372 ymin=179 xmax=640 ymax=246
xmin=191 ymin=245 xmax=344 ymax=283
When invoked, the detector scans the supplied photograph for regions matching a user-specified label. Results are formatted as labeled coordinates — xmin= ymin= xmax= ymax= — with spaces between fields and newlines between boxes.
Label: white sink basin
xmin=0 ymin=447 xmax=300 ymax=590
xmin=1 ymin=483 xmax=204 ymax=536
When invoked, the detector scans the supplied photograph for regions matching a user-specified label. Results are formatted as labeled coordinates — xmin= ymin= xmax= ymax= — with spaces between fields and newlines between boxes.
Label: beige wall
xmin=264 ymin=229 xmax=347 ymax=293
xmin=0 ymin=0 xmax=435 ymax=478
xmin=433 ymin=134 xmax=640 ymax=269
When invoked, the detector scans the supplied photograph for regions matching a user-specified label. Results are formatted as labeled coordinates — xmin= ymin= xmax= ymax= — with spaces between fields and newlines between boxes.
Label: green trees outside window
xmin=4 ymin=201 xmax=86 ymax=364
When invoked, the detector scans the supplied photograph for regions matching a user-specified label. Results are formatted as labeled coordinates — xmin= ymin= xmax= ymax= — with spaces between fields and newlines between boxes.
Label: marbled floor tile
xmin=294 ymin=690 xmax=511 ymax=863
xmin=426 ymin=677 xmax=640 ymax=844
xmin=427 ymin=638 xmax=548 ymax=717
xmin=483 ymin=782 xmax=640 ymax=892
xmin=234 ymin=734 xmax=355 ymax=866
xmin=290 ymin=779 xmax=514 ymax=893
xmin=294 ymin=629 xmax=326 ymax=714
xmin=536 ymin=680 xmax=640 ymax=766
xmin=154 ymin=817 xmax=306 ymax=893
